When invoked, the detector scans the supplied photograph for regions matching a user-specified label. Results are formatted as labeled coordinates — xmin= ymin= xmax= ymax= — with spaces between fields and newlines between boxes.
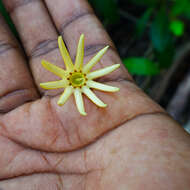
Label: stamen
xmin=70 ymin=72 xmax=85 ymax=87
xmin=76 ymin=78 xmax=83 ymax=82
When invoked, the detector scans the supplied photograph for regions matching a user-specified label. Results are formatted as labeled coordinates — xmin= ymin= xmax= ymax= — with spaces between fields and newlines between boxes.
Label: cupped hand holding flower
xmin=0 ymin=0 xmax=190 ymax=189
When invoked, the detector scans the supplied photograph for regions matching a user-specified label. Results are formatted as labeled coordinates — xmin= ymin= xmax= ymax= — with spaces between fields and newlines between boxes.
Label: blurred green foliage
xmin=123 ymin=57 xmax=160 ymax=75
xmin=89 ymin=0 xmax=190 ymax=76
xmin=88 ymin=0 xmax=119 ymax=25
xmin=170 ymin=20 xmax=184 ymax=36
xmin=136 ymin=8 xmax=153 ymax=38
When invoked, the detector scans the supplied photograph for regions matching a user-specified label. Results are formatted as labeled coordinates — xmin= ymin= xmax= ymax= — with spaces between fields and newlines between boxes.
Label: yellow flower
xmin=40 ymin=34 xmax=120 ymax=116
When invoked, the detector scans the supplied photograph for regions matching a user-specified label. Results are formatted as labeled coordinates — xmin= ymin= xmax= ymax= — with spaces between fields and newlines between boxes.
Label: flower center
xmin=70 ymin=72 xmax=86 ymax=87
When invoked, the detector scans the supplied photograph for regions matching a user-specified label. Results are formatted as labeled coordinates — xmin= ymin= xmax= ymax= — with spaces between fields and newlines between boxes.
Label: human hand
xmin=0 ymin=0 xmax=190 ymax=189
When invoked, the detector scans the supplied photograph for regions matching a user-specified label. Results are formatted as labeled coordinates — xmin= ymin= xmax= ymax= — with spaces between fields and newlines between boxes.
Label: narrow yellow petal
xmin=83 ymin=46 xmax=109 ymax=73
xmin=82 ymin=86 xmax=107 ymax=107
xmin=87 ymin=64 xmax=120 ymax=80
xmin=57 ymin=86 xmax=73 ymax=106
xmin=74 ymin=88 xmax=87 ymax=116
xmin=58 ymin=36 xmax=74 ymax=71
xmin=41 ymin=60 xmax=67 ymax=78
xmin=40 ymin=80 xmax=68 ymax=90
xmin=74 ymin=34 xmax=84 ymax=70
xmin=87 ymin=81 xmax=119 ymax=92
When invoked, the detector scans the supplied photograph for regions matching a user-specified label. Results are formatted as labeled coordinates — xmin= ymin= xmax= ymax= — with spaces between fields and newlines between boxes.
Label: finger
xmin=0 ymin=14 xmax=38 ymax=113
xmin=44 ymin=0 xmax=132 ymax=81
xmin=2 ymin=0 xmax=63 ymax=94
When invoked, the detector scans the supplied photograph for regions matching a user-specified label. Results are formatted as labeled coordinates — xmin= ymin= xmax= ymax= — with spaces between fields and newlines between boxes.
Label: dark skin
xmin=0 ymin=0 xmax=190 ymax=189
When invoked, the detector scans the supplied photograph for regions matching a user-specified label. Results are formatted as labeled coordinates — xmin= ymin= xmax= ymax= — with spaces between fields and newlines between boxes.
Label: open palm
xmin=0 ymin=0 xmax=190 ymax=189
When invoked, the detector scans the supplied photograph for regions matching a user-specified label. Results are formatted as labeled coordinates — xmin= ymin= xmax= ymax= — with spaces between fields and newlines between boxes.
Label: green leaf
xmin=150 ymin=8 xmax=172 ymax=52
xmin=136 ymin=8 xmax=153 ymax=38
xmin=171 ymin=0 xmax=190 ymax=19
xmin=169 ymin=20 xmax=184 ymax=36
xmin=88 ymin=0 xmax=119 ymax=24
xmin=155 ymin=43 xmax=175 ymax=69
xmin=123 ymin=57 xmax=160 ymax=75
xmin=171 ymin=0 xmax=190 ymax=16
